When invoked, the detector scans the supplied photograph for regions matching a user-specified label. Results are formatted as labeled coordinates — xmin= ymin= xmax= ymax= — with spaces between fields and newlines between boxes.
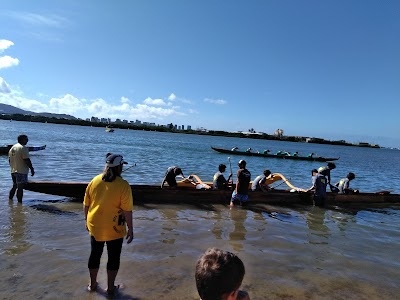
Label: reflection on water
xmin=228 ymin=208 xmax=247 ymax=252
xmin=4 ymin=201 xmax=30 ymax=255
xmin=306 ymin=206 xmax=330 ymax=244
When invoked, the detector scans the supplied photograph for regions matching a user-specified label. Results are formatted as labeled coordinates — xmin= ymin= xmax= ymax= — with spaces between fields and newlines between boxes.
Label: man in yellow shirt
xmin=84 ymin=153 xmax=133 ymax=296
xmin=8 ymin=134 xmax=35 ymax=202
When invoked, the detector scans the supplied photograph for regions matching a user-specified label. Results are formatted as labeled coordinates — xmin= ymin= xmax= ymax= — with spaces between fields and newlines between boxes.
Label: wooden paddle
xmin=228 ymin=156 xmax=234 ymax=190
xmin=121 ymin=163 xmax=136 ymax=173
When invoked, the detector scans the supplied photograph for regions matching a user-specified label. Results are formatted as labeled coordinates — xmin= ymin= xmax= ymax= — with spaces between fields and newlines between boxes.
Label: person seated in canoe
xmin=307 ymin=152 xmax=314 ymax=158
xmin=213 ymin=164 xmax=232 ymax=190
xmin=292 ymin=151 xmax=299 ymax=157
xmin=251 ymin=169 xmax=272 ymax=192
xmin=263 ymin=149 xmax=270 ymax=154
xmin=231 ymin=146 xmax=239 ymax=151
xmin=245 ymin=147 xmax=252 ymax=153
xmin=334 ymin=172 xmax=357 ymax=194
xmin=161 ymin=166 xmax=185 ymax=189
xmin=276 ymin=150 xmax=289 ymax=156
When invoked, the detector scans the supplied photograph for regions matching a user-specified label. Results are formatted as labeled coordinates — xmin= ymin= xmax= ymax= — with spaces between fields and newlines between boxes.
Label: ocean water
xmin=0 ymin=120 xmax=399 ymax=299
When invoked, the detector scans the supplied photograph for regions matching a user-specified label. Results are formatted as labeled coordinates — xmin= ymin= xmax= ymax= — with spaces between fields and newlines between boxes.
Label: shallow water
xmin=1 ymin=120 xmax=400 ymax=299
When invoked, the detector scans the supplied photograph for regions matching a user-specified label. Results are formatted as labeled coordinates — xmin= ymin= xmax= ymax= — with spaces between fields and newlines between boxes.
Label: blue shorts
xmin=11 ymin=173 xmax=28 ymax=185
xmin=231 ymin=191 xmax=249 ymax=203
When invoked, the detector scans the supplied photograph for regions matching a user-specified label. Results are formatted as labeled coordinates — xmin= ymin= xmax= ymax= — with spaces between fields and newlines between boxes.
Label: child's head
xmin=195 ymin=248 xmax=245 ymax=300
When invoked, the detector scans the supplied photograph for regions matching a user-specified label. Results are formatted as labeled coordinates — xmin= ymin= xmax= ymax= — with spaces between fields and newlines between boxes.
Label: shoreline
xmin=0 ymin=114 xmax=383 ymax=149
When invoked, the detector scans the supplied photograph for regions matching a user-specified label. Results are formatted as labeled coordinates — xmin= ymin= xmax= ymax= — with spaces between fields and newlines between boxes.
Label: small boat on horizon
xmin=105 ymin=125 xmax=114 ymax=132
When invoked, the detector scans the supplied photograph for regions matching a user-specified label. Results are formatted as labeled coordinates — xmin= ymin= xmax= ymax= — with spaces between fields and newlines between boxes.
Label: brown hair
xmin=195 ymin=248 xmax=245 ymax=300
xmin=102 ymin=165 xmax=122 ymax=182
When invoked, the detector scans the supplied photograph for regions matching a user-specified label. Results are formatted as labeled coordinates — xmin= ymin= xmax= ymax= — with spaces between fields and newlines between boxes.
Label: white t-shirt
xmin=9 ymin=143 xmax=30 ymax=174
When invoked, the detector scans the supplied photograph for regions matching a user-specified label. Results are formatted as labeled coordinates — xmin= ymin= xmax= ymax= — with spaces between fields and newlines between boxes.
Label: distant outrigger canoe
xmin=24 ymin=173 xmax=399 ymax=207
xmin=0 ymin=144 xmax=46 ymax=155
xmin=211 ymin=147 xmax=339 ymax=162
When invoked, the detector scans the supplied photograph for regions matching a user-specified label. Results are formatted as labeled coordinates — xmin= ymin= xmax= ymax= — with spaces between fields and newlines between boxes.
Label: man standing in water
xmin=307 ymin=168 xmax=327 ymax=206
xmin=318 ymin=162 xmax=336 ymax=185
xmin=230 ymin=160 xmax=251 ymax=206
xmin=8 ymin=134 xmax=35 ymax=203
xmin=84 ymin=153 xmax=134 ymax=296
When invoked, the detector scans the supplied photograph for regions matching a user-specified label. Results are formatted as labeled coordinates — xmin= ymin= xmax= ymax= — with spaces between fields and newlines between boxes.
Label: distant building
xmin=187 ymin=125 xmax=192 ymax=130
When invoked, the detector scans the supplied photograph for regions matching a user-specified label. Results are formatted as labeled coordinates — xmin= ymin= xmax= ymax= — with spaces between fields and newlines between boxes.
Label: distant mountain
xmin=0 ymin=103 xmax=77 ymax=120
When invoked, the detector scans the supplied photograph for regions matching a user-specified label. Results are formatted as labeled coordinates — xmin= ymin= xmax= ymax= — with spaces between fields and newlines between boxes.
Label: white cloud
xmin=204 ymin=98 xmax=227 ymax=105
xmin=6 ymin=11 xmax=70 ymax=28
xmin=143 ymin=97 xmax=167 ymax=106
xmin=0 ymin=85 xmax=49 ymax=111
xmin=49 ymin=94 xmax=86 ymax=114
xmin=121 ymin=97 xmax=130 ymax=103
xmin=168 ymin=93 xmax=176 ymax=101
xmin=0 ymin=55 xmax=19 ymax=69
xmin=0 ymin=77 xmax=11 ymax=93
xmin=134 ymin=104 xmax=185 ymax=119
xmin=0 ymin=40 xmax=14 ymax=52
xmin=0 ymin=81 xmax=190 ymax=122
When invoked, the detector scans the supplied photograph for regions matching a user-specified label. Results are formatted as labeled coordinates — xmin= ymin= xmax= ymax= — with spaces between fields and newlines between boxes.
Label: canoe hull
xmin=211 ymin=147 xmax=339 ymax=162
xmin=24 ymin=181 xmax=400 ymax=207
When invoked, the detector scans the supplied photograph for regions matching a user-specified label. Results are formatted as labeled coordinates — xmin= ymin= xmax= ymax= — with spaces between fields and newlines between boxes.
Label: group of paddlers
xmin=232 ymin=146 xmax=314 ymax=157
xmin=161 ymin=160 xmax=357 ymax=207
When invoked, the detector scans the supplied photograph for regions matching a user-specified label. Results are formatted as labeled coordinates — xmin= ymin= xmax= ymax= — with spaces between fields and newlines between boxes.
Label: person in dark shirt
xmin=213 ymin=164 xmax=232 ymax=190
xmin=318 ymin=162 xmax=336 ymax=185
xmin=230 ymin=160 xmax=251 ymax=206
xmin=161 ymin=166 xmax=184 ymax=188
xmin=307 ymin=169 xmax=327 ymax=206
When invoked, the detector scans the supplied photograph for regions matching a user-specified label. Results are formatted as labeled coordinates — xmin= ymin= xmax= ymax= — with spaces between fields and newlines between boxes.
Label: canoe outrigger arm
xmin=177 ymin=173 xmax=305 ymax=192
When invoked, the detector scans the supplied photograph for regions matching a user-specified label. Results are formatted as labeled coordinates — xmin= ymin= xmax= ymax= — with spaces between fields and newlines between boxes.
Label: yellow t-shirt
xmin=84 ymin=174 xmax=133 ymax=241
xmin=9 ymin=143 xmax=30 ymax=174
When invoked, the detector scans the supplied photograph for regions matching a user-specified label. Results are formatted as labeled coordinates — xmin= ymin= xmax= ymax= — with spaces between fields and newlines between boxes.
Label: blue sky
xmin=0 ymin=1 xmax=399 ymax=147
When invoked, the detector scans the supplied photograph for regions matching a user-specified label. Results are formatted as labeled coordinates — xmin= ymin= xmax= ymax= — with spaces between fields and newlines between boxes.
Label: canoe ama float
xmin=211 ymin=147 xmax=339 ymax=162
xmin=0 ymin=144 xmax=47 ymax=155
xmin=24 ymin=173 xmax=400 ymax=207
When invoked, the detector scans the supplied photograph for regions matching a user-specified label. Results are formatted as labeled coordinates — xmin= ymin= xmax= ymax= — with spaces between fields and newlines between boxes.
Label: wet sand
xmin=1 ymin=199 xmax=399 ymax=300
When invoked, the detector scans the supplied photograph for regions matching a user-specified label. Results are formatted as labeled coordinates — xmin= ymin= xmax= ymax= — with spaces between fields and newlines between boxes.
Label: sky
xmin=0 ymin=1 xmax=399 ymax=147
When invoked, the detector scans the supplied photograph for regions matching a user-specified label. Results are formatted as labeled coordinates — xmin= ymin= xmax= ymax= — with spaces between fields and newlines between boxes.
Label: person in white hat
xmin=83 ymin=153 xmax=133 ymax=296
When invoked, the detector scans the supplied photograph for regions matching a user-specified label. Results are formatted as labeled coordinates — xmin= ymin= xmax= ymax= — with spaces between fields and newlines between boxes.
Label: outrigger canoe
xmin=211 ymin=147 xmax=339 ymax=162
xmin=24 ymin=173 xmax=400 ymax=207
xmin=0 ymin=144 xmax=47 ymax=155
